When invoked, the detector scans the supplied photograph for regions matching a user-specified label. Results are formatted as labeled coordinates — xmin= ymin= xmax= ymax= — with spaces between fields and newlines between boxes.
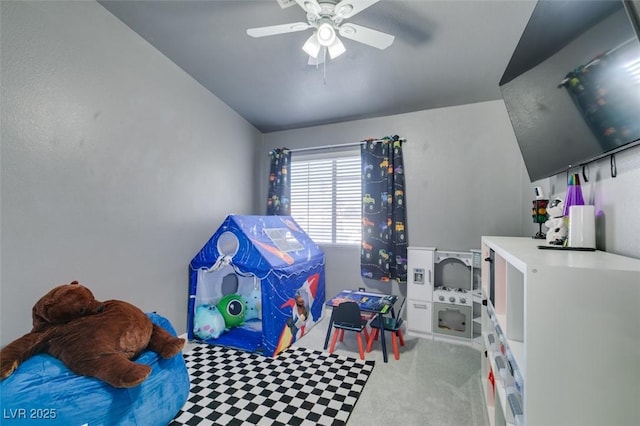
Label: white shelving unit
xmin=479 ymin=236 xmax=640 ymax=426
xmin=471 ymin=249 xmax=482 ymax=348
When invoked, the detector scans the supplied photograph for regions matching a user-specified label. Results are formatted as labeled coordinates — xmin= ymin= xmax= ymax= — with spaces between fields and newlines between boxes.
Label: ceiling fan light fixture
xmin=327 ymin=37 xmax=346 ymax=59
xmin=302 ymin=32 xmax=321 ymax=58
xmin=316 ymin=21 xmax=336 ymax=46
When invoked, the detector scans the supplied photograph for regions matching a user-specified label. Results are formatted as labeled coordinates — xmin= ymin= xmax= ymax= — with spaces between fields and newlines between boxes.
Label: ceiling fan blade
xmin=294 ymin=0 xmax=322 ymax=16
xmin=247 ymin=22 xmax=310 ymax=38
xmin=339 ymin=23 xmax=394 ymax=49
xmin=334 ymin=0 xmax=380 ymax=19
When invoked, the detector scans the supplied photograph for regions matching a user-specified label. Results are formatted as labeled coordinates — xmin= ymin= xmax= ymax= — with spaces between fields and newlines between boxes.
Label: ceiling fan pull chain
xmin=323 ymin=47 xmax=327 ymax=85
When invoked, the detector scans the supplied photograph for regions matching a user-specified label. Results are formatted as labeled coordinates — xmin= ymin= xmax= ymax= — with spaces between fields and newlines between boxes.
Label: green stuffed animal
xmin=216 ymin=294 xmax=246 ymax=328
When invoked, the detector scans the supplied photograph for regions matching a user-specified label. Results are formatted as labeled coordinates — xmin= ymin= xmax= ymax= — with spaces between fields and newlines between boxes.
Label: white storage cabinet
xmin=479 ymin=236 xmax=640 ymax=426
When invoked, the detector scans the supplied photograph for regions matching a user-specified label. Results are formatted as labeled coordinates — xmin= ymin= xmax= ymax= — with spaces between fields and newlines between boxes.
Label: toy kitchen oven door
xmin=432 ymin=251 xmax=473 ymax=340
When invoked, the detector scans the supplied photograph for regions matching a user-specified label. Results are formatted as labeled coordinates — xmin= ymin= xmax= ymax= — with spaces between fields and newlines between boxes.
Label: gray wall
xmin=0 ymin=1 xmax=261 ymax=346
xmin=261 ymin=100 xmax=533 ymax=298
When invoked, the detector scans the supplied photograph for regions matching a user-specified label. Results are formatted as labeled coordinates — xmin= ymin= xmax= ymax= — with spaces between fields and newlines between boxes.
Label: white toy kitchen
xmin=407 ymin=247 xmax=482 ymax=345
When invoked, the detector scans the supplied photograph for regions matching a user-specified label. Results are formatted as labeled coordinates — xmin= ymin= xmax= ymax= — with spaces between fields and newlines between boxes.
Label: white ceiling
xmin=98 ymin=0 xmax=537 ymax=133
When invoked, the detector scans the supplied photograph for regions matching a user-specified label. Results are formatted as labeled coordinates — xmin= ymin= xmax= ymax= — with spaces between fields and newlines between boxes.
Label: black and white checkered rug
xmin=170 ymin=344 xmax=375 ymax=426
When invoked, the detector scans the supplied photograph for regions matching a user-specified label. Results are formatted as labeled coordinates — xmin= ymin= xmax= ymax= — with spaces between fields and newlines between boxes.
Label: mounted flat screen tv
xmin=500 ymin=0 xmax=640 ymax=182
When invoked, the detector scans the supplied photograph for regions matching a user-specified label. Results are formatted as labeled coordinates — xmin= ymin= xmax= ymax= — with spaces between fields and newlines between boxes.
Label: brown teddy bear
xmin=0 ymin=281 xmax=185 ymax=388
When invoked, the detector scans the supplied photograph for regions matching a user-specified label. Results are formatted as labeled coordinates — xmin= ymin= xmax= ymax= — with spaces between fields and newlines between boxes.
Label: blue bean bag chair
xmin=0 ymin=313 xmax=189 ymax=425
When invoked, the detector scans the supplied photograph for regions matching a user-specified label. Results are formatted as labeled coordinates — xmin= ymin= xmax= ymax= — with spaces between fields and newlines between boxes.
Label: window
xmin=290 ymin=150 xmax=361 ymax=245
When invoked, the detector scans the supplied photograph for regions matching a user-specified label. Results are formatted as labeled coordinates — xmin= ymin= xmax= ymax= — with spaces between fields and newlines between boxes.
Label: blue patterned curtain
xmin=266 ymin=148 xmax=291 ymax=215
xmin=360 ymin=136 xmax=408 ymax=283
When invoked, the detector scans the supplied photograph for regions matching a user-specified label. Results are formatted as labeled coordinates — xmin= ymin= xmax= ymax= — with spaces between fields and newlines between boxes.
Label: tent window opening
xmin=290 ymin=150 xmax=361 ymax=245
xmin=220 ymin=273 xmax=239 ymax=295
xmin=264 ymin=228 xmax=304 ymax=252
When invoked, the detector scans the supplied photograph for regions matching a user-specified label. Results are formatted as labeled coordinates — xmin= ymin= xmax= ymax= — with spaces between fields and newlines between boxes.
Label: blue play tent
xmin=188 ymin=215 xmax=326 ymax=357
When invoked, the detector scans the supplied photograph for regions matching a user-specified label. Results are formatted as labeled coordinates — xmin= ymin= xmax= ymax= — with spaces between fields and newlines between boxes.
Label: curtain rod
xmin=269 ymin=137 xmax=406 ymax=155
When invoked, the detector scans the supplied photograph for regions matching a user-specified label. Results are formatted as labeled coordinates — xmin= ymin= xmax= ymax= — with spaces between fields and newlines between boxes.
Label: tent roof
xmin=190 ymin=215 xmax=324 ymax=276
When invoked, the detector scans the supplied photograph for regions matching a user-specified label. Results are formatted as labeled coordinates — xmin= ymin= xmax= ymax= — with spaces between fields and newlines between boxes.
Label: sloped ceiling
xmin=99 ymin=0 xmax=537 ymax=133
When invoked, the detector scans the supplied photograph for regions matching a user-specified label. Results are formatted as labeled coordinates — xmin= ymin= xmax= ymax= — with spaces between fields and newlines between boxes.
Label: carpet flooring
xmin=169 ymin=344 xmax=375 ymax=426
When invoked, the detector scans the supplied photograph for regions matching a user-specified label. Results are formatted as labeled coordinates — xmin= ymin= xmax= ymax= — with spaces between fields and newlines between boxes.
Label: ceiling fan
xmin=246 ymin=0 xmax=394 ymax=64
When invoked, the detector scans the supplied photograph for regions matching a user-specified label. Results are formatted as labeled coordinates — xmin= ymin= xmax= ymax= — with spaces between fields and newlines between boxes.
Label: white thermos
xmin=568 ymin=205 xmax=596 ymax=248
